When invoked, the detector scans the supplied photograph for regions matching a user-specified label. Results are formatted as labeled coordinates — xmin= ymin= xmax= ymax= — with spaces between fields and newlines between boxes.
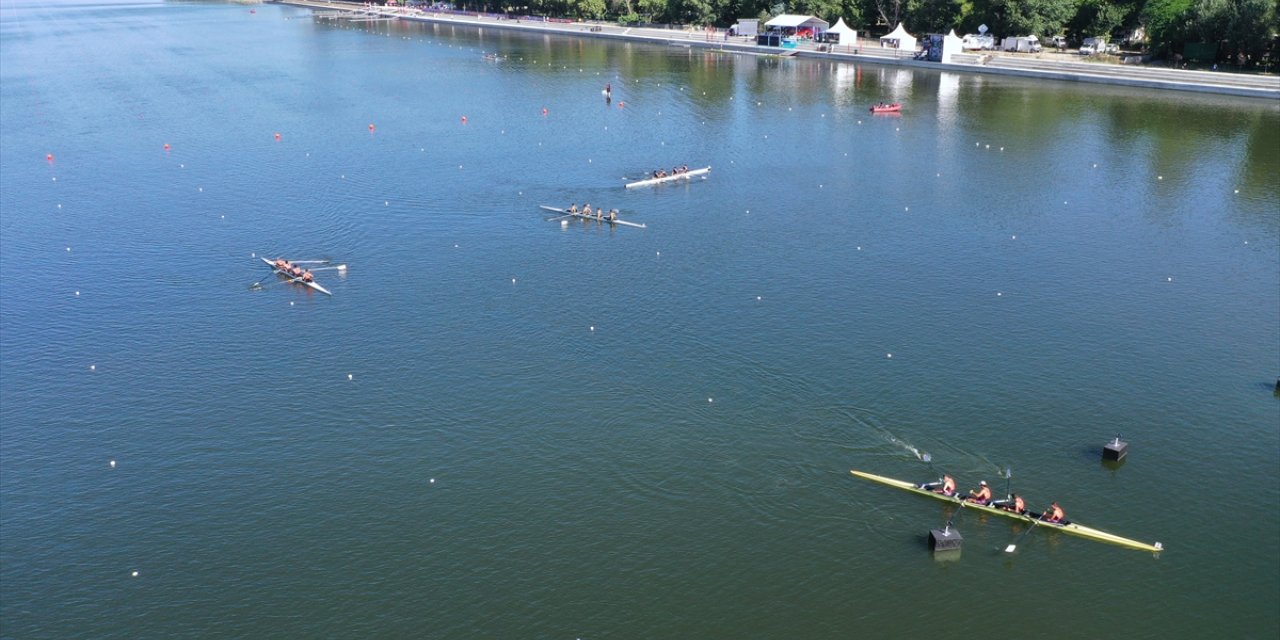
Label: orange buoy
xmin=368 ymin=123 xmax=375 ymax=131
xmin=46 ymin=153 xmax=54 ymax=162
xmin=163 ymin=143 xmax=171 ymax=151
xmin=461 ymin=116 xmax=468 ymax=124
xmin=274 ymin=132 xmax=281 ymax=141
xmin=541 ymin=108 xmax=548 ymax=117
xmin=618 ymin=101 xmax=625 ymax=108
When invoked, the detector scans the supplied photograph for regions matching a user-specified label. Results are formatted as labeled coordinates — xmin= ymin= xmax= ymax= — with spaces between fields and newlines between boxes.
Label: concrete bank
xmin=276 ymin=0 xmax=1279 ymax=101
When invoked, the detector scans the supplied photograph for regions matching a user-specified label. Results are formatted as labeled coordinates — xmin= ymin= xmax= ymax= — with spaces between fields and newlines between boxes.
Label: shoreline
xmin=274 ymin=0 xmax=1279 ymax=100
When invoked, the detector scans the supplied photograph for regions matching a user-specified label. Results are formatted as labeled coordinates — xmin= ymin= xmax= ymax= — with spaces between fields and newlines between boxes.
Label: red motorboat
xmin=869 ymin=103 xmax=902 ymax=113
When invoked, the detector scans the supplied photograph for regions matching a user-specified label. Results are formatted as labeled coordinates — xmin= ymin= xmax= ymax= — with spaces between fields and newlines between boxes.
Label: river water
xmin=2 ymin=2 xmax=1277 ymax=638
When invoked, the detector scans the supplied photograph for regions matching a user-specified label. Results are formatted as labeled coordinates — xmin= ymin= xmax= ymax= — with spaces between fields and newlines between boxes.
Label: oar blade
xmin=1004 ymin=543 xmax=1018 ymax=553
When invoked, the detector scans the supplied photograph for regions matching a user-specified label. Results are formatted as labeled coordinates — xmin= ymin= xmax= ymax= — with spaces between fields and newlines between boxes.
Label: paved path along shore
xmin=276 ymin=0 xmax=1279 ymax=100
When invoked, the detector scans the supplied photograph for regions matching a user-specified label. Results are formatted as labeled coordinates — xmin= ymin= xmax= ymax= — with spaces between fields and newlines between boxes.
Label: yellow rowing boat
xmin=850 ymin=470 xmax=1163 ymax=553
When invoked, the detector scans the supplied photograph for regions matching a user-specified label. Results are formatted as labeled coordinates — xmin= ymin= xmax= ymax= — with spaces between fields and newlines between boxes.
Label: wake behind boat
xmin=850 ymin=470 xmax=1163 ymax=553
xmin=540 ymin=205 xmax=646 ymax=228
xmin=625 ymin=166 xmax=711 ymax=189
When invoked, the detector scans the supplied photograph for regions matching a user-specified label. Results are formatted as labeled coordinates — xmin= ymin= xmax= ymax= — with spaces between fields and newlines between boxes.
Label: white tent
xmin=827 ymin=18 xmax=857 ymax=46
xmin=764 ymin=14 xmax=830 ymax=34
xmin=939 ymin=29 xmax=963 ymax=63
xmin=879 ymin=23 xmax=916 ymax=51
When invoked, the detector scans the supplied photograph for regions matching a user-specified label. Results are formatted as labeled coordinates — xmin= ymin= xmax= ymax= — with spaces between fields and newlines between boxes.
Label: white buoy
xmin=57 ymin=204 xmax=62 ymax=209
xmin=430 ymin=478 xmax=435 ymax=483
xmin=656 ymin=251 xmax=660 ymax=256
xmin=857 ymin=246 xmax=861 ymax=251
xmin=289 ymin=301 xmax=294 ymax=306
xmin=180 ymin=163 xmax=185 ymax=168
xmin=512 ymin=278 xmax=516 ymax=284
xmin=385 ymin=201 xmax=388 ymax=206
xmin=110 ymin=460 xmax=116 ymax=468
xmin=90 ymin=364 xmax=95 ymax=371
xmin=561 ymin=220 xmax=569 ymax=227
xmin=1158 ymin=176 xmax=1163 ymax=180
xmin=1167 ymin=277 xmax=1173 ymax=282
xmin=348 ymin=373 xmax=353 ymax=380
xmin=756 ymin=296 xmax=762 ymax=300
xmin=1234 ymin=189 xmax=1239 ymax=194
xmin=886 ymin=353 xmax=893 ymax=358
xmin=997 ymin=292 xmax=1003 ymax=296
xmin=75 ymin=291 xmax=79 ymax=296
xmin=708 ymin=398 xmax=713 ymax=403
xmin=198 ymin=187 xmax=202 ymax=192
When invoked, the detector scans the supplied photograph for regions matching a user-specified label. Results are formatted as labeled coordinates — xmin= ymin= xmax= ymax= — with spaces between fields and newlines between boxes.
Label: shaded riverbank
xmin=276 ymin=0 xmax=1278 ymax=99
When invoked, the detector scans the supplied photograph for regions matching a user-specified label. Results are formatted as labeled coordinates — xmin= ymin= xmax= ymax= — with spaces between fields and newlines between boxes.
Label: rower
xmin=595 ymin=208 xmax=603 ymax=220
xmin=681 ymin=164 xmax=688 ymax=173
xmin=582 ymin=203 xmax=592 ymax=217
xmin=290 ymin=265 xmax=303 ymax=277
xmin=921 ymin=474 xmax=956 ymax=497
xmin=301 ymin=269 xmax=314 ymax=282
xmin=1043 ymin=502 xmax=1065 ymax=523
xmin=608 ymin=208 xmax=618 ymax=221
xmin=992 ymin=493 xmax=1026 ymax=514
xmin=568 ymin=203 xmax=578 ymax=213
xmin=964 ymin=480 xmax=992 ymax=505
xmin=275 ymin=257 xmax=288 ymax=270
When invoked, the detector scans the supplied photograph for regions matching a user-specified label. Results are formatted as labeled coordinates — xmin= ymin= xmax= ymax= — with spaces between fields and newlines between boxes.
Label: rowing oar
xmin=288 ymin=260 xmax=331 ymax=264
xmin=1004 ymin=510 xmax=1049 ymax=553
xmin=250 ymin=274 xmax=303 ymax=290
xmin=306 ymin=265 xmax=347 ymax=272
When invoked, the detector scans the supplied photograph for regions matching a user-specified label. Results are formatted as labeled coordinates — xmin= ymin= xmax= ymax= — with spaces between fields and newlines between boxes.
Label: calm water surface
xmin=2 ymin=2 xmax=1278 ymax=638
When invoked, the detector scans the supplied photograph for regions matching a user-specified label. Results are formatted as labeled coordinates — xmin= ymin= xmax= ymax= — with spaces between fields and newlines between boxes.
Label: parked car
xmin=1048 ymin=35 xmax=1068 ymax=49
xmin=1104 ymin=43 xmax=1120 ymax=55
xmin=1080 ymin=43 xmax=1096 ymax=55
xmin=961 ymin=34 xmax=995 ymax=50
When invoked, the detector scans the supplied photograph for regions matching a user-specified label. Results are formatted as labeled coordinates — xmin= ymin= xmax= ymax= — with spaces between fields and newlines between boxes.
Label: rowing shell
xmin=260 ymin=257 xmax=332 ymax=296
xmin=540 ymin=206 xmax=646 ymax=229
xmin=624 ymin=166 xmax=711 ymax=189
xmin=850 ymin=470 xmax=1163 ymax=553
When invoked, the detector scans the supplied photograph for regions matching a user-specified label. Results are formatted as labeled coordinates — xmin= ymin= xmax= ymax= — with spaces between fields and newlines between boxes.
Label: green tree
xmin=982 ymin=0 xmax=1079 ymax=36
xmin=905 ymin=0 xmax=972 ymax=33
xmin=1068 ymin=0 xmax=1126 ymax=39
xmin=1141 ymin=0 xmax=1193 ymax=56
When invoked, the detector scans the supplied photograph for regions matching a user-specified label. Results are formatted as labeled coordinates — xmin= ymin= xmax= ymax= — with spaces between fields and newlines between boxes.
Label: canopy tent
xmin=879 ymin=23 xmax=916 ymax=51
xmin=826 ymin=18 xmax=857 ymax=46
xmin=764 ymin=14 xmax=829 ymax=38
xmin=939 ymin=29 xmax=963 ymax=62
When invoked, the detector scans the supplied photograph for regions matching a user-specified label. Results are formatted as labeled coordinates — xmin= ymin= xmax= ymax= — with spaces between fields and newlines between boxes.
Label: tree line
xmin=458 ymin=0 xmax=1277 ymax=66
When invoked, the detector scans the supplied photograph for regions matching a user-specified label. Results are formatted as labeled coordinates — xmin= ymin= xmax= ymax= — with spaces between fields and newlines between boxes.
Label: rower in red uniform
xmin=965 ymin=480 xmax=993 ymax=504
xmin=921 ymin=474 xmax=957 ymax=497
xmin=1043 ymin=502 xmax=1065 ymax=523
xmin=993 ymin=493 xmax=1026 ymax=514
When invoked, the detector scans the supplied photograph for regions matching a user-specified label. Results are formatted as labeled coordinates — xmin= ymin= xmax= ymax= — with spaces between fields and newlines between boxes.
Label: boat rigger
xmin=850 ymin=470 xmax=1163 ymax=553
xmin=624 ymin=166 xmax=711 ymax=189
xmin=259 ymin=256 xmax=334 ymax=295
xmin=540 ymin=205 xmax=646 ymax=228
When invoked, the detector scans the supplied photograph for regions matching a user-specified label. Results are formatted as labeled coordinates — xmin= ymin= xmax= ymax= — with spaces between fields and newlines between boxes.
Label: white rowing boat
xmin=624 ymin=166 xmax=711 ymax=189
xmin=540 ymin=206 xmax=646 ymax=229
xmin=260 ymin=257 xmax=333 ymax=295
